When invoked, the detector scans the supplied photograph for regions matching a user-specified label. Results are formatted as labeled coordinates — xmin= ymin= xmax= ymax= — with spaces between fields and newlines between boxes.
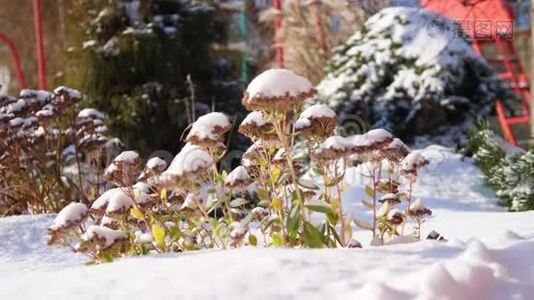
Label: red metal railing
xmin=0 ymin=32 xmax=27 ymax=90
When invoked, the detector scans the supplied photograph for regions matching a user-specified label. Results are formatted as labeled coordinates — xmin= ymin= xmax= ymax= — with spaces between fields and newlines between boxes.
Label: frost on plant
xmin=47 ymin=68 xmax=433 ymax=262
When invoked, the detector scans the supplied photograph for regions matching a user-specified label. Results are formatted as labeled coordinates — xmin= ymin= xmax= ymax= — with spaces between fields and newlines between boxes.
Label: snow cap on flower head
xmin=363 ymin=129 xmax=394 ymax=150
xmin=186 ymin=112 xmax=231 ymax=147
xmin=161 ymin=143 xmax=213 ymax=182
xmin=383 ymin=138 xmax=411 ymax=162
xmin=242 ymin=69 xmax=316 ymax=112
xmin=138 ymin=157 xmax=167 ymax=181
xmin=400 ymin=152 xmax=429 ymax=176
xmin=379 ymin=193 xmax=401 ymax=205
xmin=81 ymin=225 xmax=128 ymax=250
xmin=408 ymin=198 xmax=432 ymax=217
xmin=226 ymin=165 xmax=253 ymax=189
xmin=49 ymin=202 xmax=89 ymax=232
xmin=295 ymin=104 xmax=337 ymax=139
xmin=311 ymin=135 xmax=354 ymax=163
xmin=238 ymin=111 xmax=277 ymax=140
xmin=242 ymin=139 xmax=271 ymax=162
xmin=387 ymin=209 xmax=404 ymax=225
xmin=53 ymin=86 xmax=82 ymax=107
xmin=113 ymin=150 xmax=140 ymax=167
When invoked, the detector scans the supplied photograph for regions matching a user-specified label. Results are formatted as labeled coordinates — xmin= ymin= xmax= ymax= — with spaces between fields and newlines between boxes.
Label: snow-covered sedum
xmin=48 ymin=68 xmax=433 ymax=263
xmin=0 ymin=86 xmax=119 ymax=215
xmin=312 ymin=7 xmax=508 ymax=141
xmin=242 ymin=69 xmax=316 ymax=112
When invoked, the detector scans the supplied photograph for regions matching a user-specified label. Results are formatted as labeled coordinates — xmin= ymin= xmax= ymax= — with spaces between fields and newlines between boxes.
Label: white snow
xmin=163 ymin=143 xmax=213 ymax=177
xmin=78 ymin=108 xmax=105 ymax=120
xmin=3 ymin=146 xmax=534 ymax=299
xmin=20 ymin=89 xmax=52 ymax=101
xmin=49 ymin=202 xmax=88 ymax=231
xmin=320 ymin=135 xmax=353 ymax=151
xmin=54 ymin=86 xmax=82 ymax=99
xmin=295 ymin=104 xmax=336 ymax=130
xmin=105 ymin=190 xmax=133 ymax=214
xmin=400 ymin=151 xmax=429 ymax=174
xmin=146 ymin=157 xmax=167 ymax=170
xmin=82 ymin=225 xmax=127 ymax=249
xmin=226 ymin=166 xmax=251 ymax=187
xmin=113 ymin=150 xmax=140 ymax=165
xmin=245 ymin=68 xmax=314 ymax=98
xmin=91 ymin=188 xmax=124 ymax=210
xmin=364 ymin=128 xmax=393 ymax=145
xmin=241 ymin=111 xmax=268 ymax=127
xmin=187 ymin=112 xmax=230 ymax=140
xmin=299 ymin=104 xmax=336 ymax=119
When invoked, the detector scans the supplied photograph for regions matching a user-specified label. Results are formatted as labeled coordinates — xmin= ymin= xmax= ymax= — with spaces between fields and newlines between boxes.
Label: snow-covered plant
xmin=0 ymin=88 xmax=119 ymax=215
xmin=311 ymin=7 xmax=509 ymax=142
xmin=467 ymin=124 xmax=534 ymax=211
xmin=48 ymin=68 xmax=432 ymax=262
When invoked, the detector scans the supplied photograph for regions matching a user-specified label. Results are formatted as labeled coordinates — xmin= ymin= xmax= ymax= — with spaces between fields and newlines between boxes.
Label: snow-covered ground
xmin=1 ymin=146 xmax=534 ymax=299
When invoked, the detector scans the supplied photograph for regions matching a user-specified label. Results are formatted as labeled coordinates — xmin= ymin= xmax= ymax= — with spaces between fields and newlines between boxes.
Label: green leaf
xmin=305 ymin=204 xmax=334 ymax=215
xmin=160 ymin=188 xmax=167 ymax=201
xmin=286 ymin=206 xmax=300 ymax=245
xmin=271 ymin=233 xmax=284 ymax=247
xmin=101 ymin=251 xmax=114 ymax=263
xmin=365 ymin=185 xmax=375 ymax=197
xmin=271 ymin=166 xmax=281 ymax=183
xmin=130 ymin=207 xmax=144 ymax=220
xmin=302 ymin=221 xmax=324 ymax=248
xmin=248 ymin=234 xmax=258 ymax=246
xmin=257 ymin=188 xmax=269 ymax=201
xmin=151 ymin=223 xmax=166 ymax=248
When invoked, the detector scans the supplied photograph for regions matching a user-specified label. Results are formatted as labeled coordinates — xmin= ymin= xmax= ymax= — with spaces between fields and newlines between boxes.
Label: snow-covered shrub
xmin=66 ymin=0 xmax=241 ymax=153
xmin=48 ymin=69 xmax=432 ymax=262
xmin=0 ymin=88 xmax=120 ymax=215
xmin=312 ymin=7 xmax=508 ymax=142
xmin=467 ymin=124 xmax=534 ymax=211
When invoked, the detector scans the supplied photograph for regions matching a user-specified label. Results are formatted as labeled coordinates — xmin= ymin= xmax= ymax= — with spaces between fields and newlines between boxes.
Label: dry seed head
xmin=186 ymin=112 xmax=231 ymax=147
xmin=238 ymin=111 xmax=277 ymax=140
xmin=225 ymin=165 xmax=253 ymax=189
xmin=242 ymin=69 xmax=316 ymax=112
xmin=400 ymin=152 xmax=429 ymax=176
xmin=295 ymin=104 xmax=337 ymax=140
xmin=311 ymin=136 xmax=354 ymax=163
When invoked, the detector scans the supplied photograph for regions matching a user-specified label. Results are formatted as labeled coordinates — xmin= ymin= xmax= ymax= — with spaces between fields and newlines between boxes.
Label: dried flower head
xmin=80 ymin=225 xmax=128 ymax=251
xmin=383 ymin=138 xmax=411 ymax=162
xmin=138 ymin=157 xmax=167 ymax=181
xmin=387 ymin=209 xmax=405 ymax=225
xmin=48 ymin=202 xmax=89 ymax=233
xmin=295 ymin=104 xmax=336 ymax=140
xmin=363 ymin=129 xmax=394 ymax=151
xmin=311 ymin=136 xmax=353 ymax=163
xmin=113 ymin=150 xmax=140 ymax=168
xmin=186 ymin=112 xmax=231 ymax=147
xmin=160 ymin=144 xmax=214 ymax=185
xmin=238 ymin=111 xmax=277 ymax=140
xmin=226 ymin=166 xmax=253 ymax=189
xmin=242 ymin=69 xmax=316 ymax=112
xmin=379 ymin=193 xmax=401 ymax=205
xmin=408 ymin=198 xmax=432 ymax=218
xmin=400 ymin=152 xmax=429 ymax=177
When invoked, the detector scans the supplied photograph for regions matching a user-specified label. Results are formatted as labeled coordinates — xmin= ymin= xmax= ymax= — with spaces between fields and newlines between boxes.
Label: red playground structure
xmin=422 ymin=0 xmax=531 ymax=145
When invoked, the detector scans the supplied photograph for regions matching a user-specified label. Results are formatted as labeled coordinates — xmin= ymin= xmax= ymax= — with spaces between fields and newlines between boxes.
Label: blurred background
xmin=0 ymin=0 xmax=532 ymax=154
